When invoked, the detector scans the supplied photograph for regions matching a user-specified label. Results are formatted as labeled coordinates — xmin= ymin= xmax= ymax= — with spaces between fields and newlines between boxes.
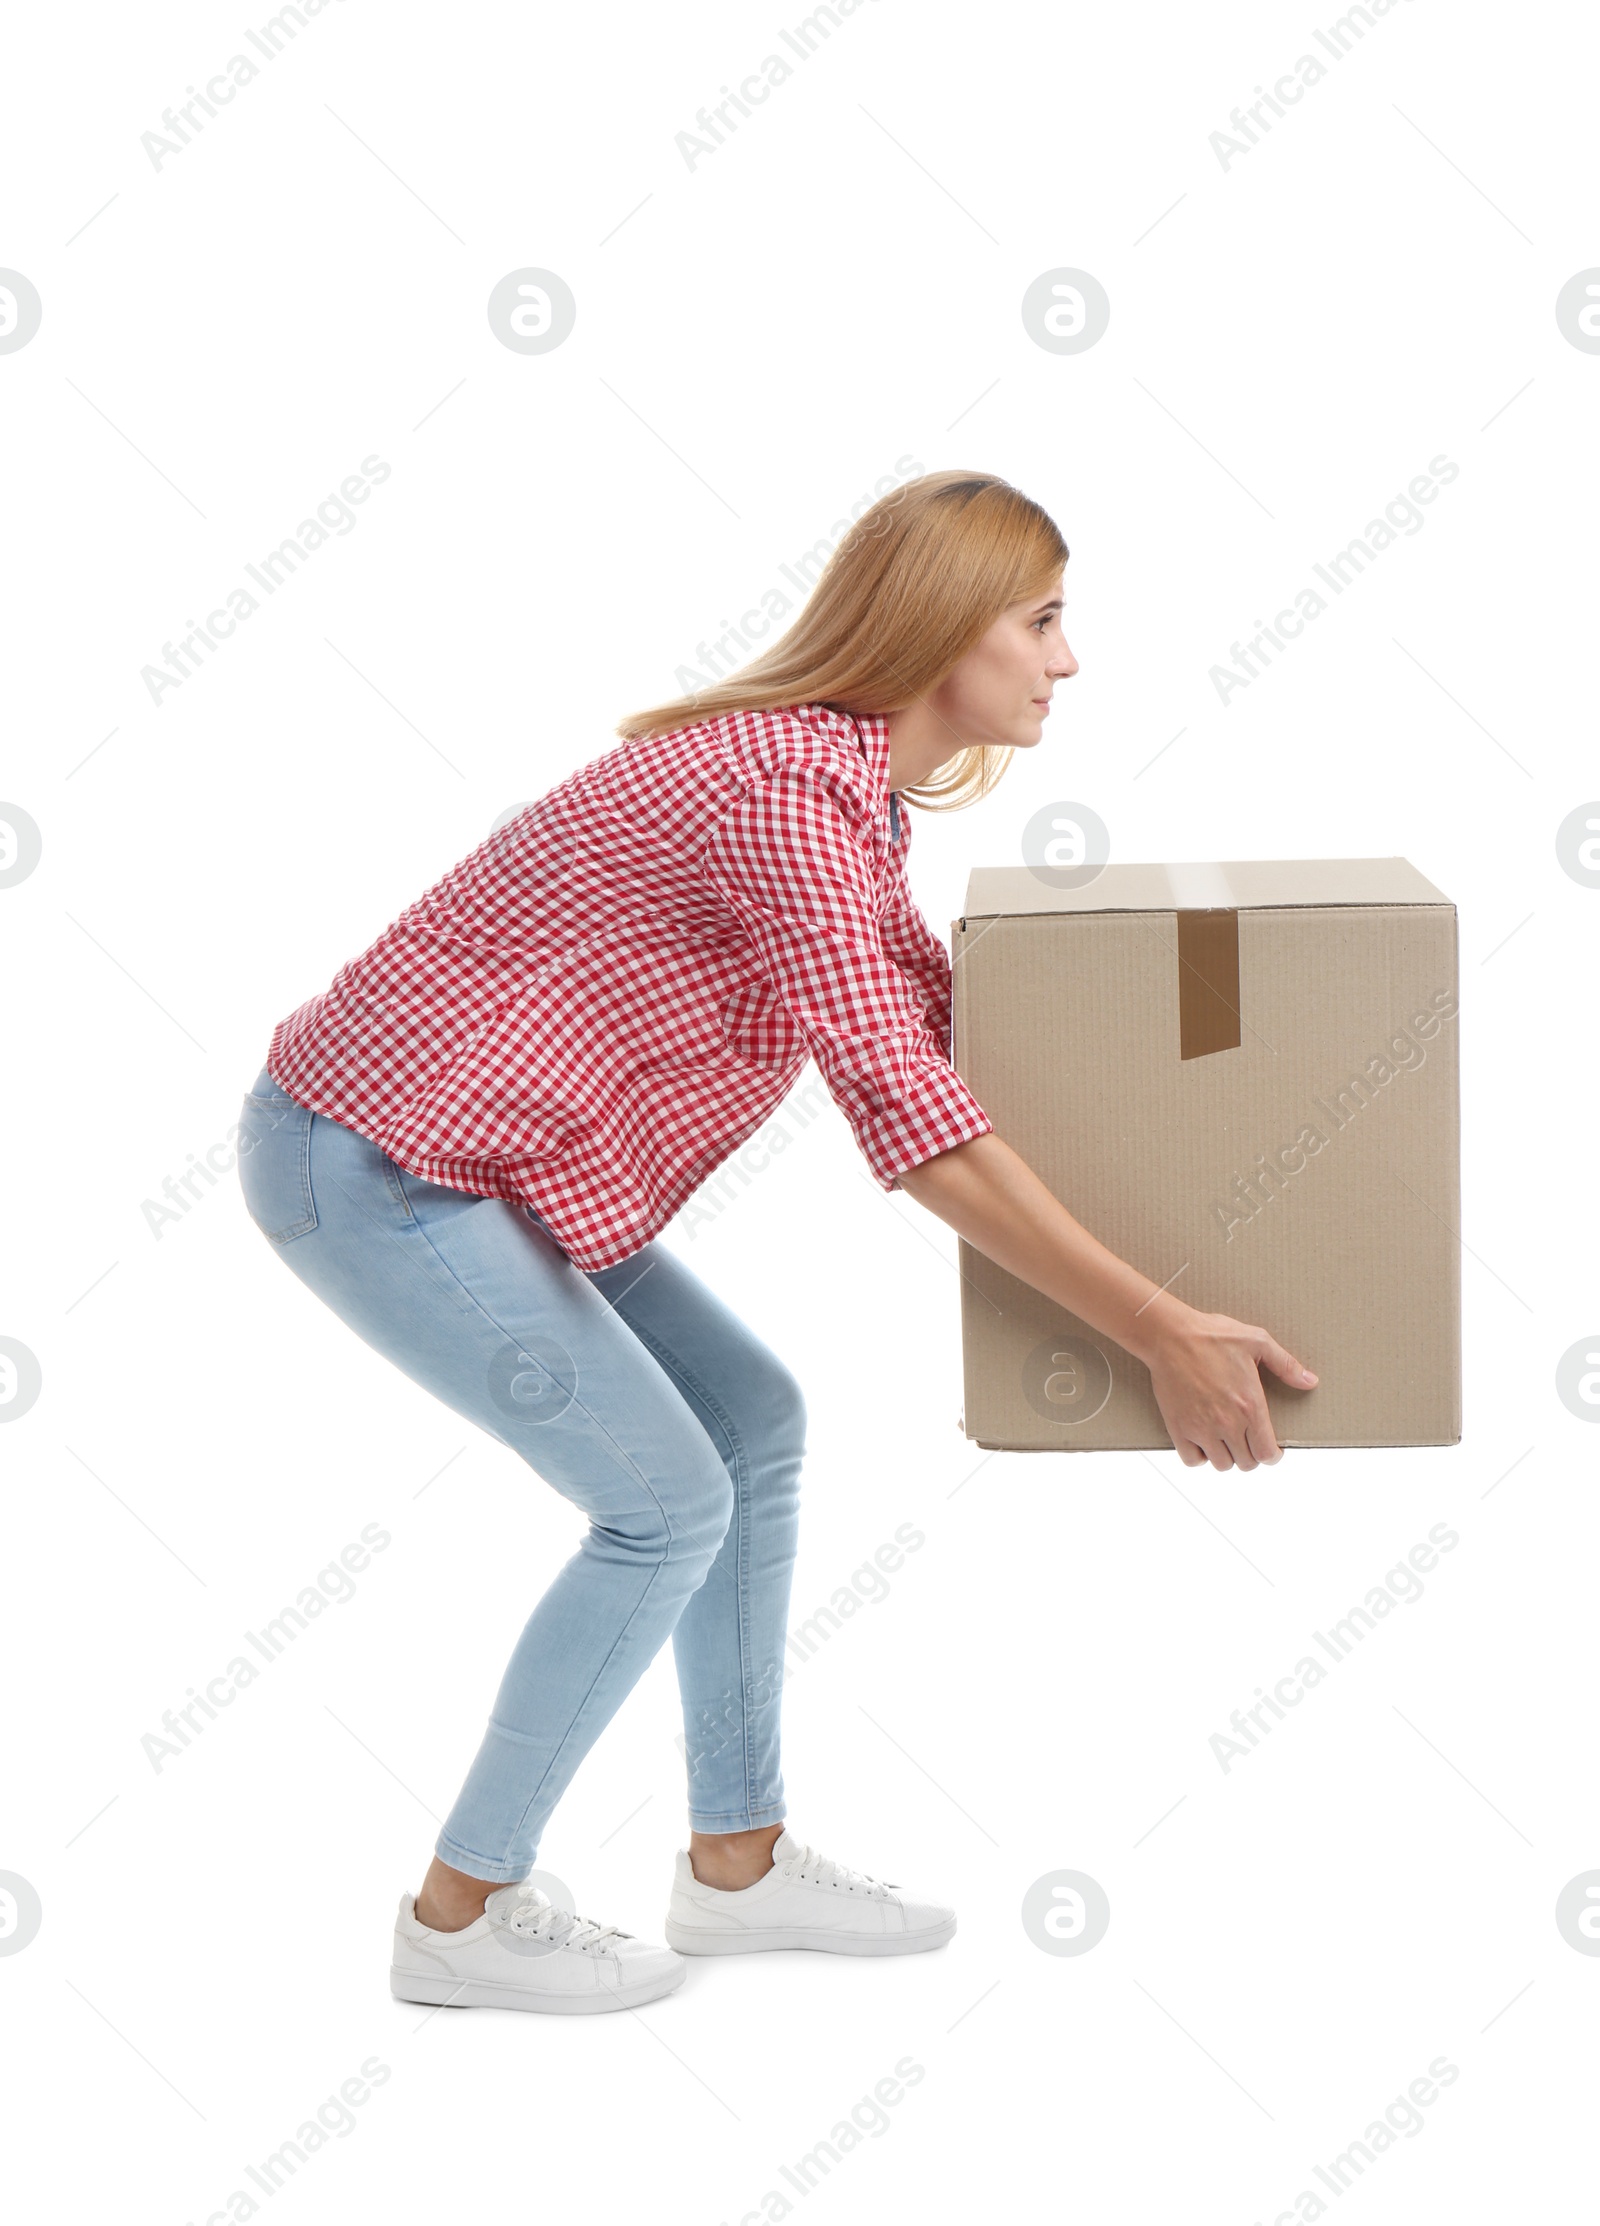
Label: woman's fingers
xmin=1246 ymin=1408 xmax=1283 ymax=1465
xmin=1254 ymin=1330 xmax=1318 ymax=1389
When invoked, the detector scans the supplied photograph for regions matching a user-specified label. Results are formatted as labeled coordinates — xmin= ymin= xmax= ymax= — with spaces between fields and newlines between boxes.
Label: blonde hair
xmin=615 ymin=469 xmax=1069 ymax=814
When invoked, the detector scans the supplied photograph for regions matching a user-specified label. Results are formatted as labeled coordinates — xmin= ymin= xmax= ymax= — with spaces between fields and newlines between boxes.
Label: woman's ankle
xmin=687 ymin=1821 xmax=784 ymax=1890
xmin=415 ymin=1855 xmax=503 ymax=1931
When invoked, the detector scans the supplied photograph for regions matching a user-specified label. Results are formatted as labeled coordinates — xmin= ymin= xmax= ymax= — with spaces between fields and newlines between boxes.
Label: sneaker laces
xmin=502 ymin=1885 xmax=631 ymax=1952
xmin=780 ymin=1840 xmax=896 ymax=1896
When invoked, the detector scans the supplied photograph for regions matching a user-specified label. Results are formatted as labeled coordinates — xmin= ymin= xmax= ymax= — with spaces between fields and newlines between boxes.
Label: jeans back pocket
xmin=237 ymin=1093 xmax=318 ymax=1243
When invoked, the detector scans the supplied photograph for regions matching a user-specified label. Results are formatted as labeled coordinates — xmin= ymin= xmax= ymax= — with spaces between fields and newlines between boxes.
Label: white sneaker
xmin=391 ymin=1881 xmax=686 ymax=2013
xmin=664 ymin=1827 xmax=956 ymax=1956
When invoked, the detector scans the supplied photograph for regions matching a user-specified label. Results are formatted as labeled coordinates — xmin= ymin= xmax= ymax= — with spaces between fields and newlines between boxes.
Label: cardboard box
xmin=950 ymin=859 xmax=1460 ymax=1451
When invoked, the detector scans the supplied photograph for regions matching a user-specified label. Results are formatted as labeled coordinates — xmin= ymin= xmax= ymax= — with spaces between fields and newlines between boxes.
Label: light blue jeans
xmin=236 ymin=1062 xmax=803 ymax=1884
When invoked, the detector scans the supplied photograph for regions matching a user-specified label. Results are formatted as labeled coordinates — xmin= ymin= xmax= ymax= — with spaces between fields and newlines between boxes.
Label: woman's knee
xmin=663 ymin=1463 xmax=737 ymax=1565
xmin=745 ymin=1355 xmax=808 ymax=1469
xmin=573 ymin=1461 xmax=731 ymax=1580
xmin=636 ymin=1357 xmax=805 ymax=1555
xmin=585 ymin=1441 xmax=734 ymax=1568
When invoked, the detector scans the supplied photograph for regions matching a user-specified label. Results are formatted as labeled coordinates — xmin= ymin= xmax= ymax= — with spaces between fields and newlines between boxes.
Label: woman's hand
xmin=1139 ymin=1303 xmax=1318 ymax=1470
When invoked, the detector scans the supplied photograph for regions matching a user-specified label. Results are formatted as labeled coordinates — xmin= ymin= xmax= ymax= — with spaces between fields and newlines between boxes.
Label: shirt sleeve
xmin=701 ymin=765 xmax=994 ymax=1189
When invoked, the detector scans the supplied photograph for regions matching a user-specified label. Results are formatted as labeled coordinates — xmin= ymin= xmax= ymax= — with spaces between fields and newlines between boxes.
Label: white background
xmin=3 ymin=1 xmax=1597 ymax=2219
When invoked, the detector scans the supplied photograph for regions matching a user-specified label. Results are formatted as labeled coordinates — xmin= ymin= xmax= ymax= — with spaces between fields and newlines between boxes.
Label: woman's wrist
xmin=1121 ymin=1286 xmax=1199 ymax=1371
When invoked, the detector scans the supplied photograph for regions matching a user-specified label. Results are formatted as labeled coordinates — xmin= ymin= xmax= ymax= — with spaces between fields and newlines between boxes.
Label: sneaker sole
xmin=663 ymin=1914 xmax=956 ymax=1956
xmin=389 ymin=1961 xmax=687 ymax=2013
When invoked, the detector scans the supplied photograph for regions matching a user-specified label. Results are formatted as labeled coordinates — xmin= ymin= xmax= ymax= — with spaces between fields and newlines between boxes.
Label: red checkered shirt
xmin=266 ymin=700 xmax=994 ymax=1269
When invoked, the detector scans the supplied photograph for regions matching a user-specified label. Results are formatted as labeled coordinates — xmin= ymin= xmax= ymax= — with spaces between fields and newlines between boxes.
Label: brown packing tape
xmin=1175 ymin=909 xmax=1241 ymax=1059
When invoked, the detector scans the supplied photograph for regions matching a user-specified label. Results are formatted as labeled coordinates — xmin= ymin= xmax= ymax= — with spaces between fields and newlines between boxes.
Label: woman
xmin=237 ymin=469 xmax=1315 ymax=2016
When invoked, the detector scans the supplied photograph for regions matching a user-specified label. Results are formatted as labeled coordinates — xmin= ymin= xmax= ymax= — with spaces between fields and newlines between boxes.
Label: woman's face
xmin=930 ymin=577 xmax=1077 ymax=752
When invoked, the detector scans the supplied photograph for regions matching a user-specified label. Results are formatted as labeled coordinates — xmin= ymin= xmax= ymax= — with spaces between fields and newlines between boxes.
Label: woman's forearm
xmin=893 ymin=1131 xmax=1180 ymax=1365
xmin=894 ymin=1130 xmax=1317 ymax=1469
